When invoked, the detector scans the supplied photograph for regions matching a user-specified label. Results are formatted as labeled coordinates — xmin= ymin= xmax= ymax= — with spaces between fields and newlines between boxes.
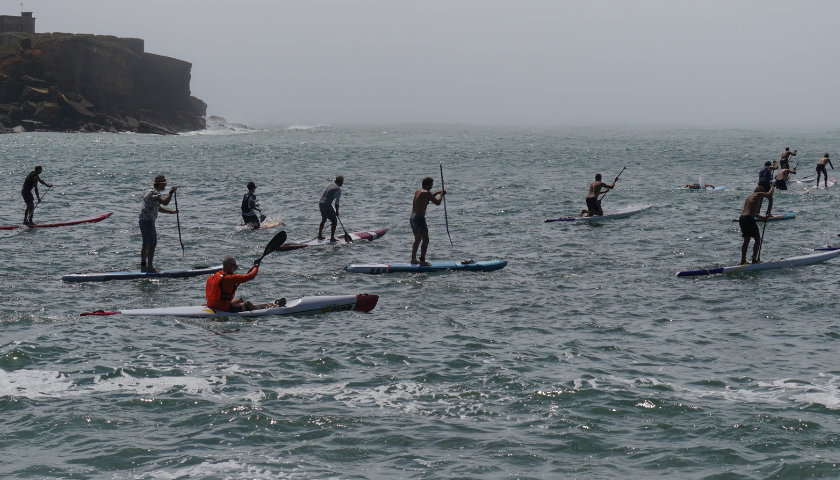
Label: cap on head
xmin=154 ymin=174 xmax=167 ymax=185
xmin=247 ymin=181 xmax=256 ymax=190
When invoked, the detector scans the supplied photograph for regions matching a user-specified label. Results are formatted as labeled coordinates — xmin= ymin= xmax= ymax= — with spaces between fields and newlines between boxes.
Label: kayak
xmin=345 ymin=259 xmax=507 ymax=274
xmin=80 ymin=294 xmax=379 ymax=317
xmin=676 ymin=249 xmax=840 ymax=277
xmin=279 ymin=228 xmax=388 ymax=251
xmin=730 ymin=212 xmax=795 ymax=222
xmin=63 ymin=265 xmax=222 ymax=283
xmin=545 ymin=205 xmax=651 ymax=223
xmin=0 ymin=212 xmax=113 ymax=230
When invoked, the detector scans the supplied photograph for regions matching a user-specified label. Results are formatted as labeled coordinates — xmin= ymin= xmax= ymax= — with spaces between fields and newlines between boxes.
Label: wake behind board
xmin=676 ymin=249 xmax=840 ymax=277
xmin=730 ymin=212 xmax=795 ymax=222
xmin=345 ymin=259 xmax=507 ymax=274
xmin=545 ymin=205 xmax=651 ymax=223
xmin=63 ymin=265 xmax=222 ymax=283
xmin=0 ymin=212 xmax=113 ymax=230
xmin=279 ymin=228 xmax=388 ymax=251
xmin=80 ymin=294 xmax=379 ymax=317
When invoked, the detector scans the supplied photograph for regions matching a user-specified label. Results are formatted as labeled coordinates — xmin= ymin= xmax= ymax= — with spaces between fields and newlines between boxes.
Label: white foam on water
xmin=0 ymin=368 xmax=74 ymax=398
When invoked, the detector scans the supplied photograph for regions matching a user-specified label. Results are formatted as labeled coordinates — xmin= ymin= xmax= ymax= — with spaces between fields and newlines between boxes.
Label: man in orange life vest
xmin=205 ymin=256 xmax=275 ymax=312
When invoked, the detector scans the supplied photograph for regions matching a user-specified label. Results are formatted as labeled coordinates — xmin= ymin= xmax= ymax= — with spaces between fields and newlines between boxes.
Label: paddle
xmin=598 ymin=166 xmax=626 ymax=205
xmin=336 ymin=214 xmax=352 ymax=243
xmin=440 ymin=162 xmax=453 ymax=247
xmin=174 ymin=190 xmax=185 ymax=256
xmin=256 ymin=230 xmax=287 ymax=264
xmin=34 ymin=185 xmax=52 ymax=208
xmin=757 ymin=194 xmax=773 ymax=262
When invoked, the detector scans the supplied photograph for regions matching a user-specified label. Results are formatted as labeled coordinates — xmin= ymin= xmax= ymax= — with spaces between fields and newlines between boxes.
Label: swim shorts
xmin=319 ymin=203 xmax=336 ymax=223
xmin=410 ymin=213 xmax=428 ymax=235
xmin=139 ymin=218 xmax=157 ymax=245
xmin=738 ymin=215 xmax=759 ymax=238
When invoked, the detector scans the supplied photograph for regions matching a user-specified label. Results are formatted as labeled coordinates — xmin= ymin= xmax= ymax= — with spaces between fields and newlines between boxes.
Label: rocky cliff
xmin=0 ymin=33 xmax=206 ymax=134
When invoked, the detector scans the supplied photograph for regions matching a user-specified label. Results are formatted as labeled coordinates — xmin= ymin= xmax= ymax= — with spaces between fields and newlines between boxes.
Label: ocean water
xmin=1 ymin=125 xmax=840 ymax=479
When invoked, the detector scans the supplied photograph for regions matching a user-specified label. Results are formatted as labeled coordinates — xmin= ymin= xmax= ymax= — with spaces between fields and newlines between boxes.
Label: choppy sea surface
xmin=2 ymin=125 xmax=840 ymax=479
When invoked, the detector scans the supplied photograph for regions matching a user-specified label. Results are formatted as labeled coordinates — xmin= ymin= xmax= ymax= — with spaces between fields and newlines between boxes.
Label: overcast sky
xmin=13 ymin=0 xmax=840 ymax=128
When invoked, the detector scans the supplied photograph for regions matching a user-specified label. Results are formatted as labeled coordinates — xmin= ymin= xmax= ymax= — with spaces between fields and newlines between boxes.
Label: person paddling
xmin=139 ymin=174 xmax=178 ymax=273
xmin=757 ymin=160 xmax=777 ymax=191
xmin=779 ymin=147 xmax=797 ymax=170
xmin=584 ymin=173 xmax=615 ymax=216
xmin=816 ymin=153 xmax=834 ymax=188
xmin=738 ymin=184 xmax=775 ymax=265
xmin=241 ymin=181 xmax=262 ymax=229
xmin=317 ymin=175 xmax=343 ymax=242
xmin=410 ymin=176 xmax=446 ymax=266
xmin=205 ymin=256 xmax=277 ymax=312
xmin=774 ymin=165 xmax=796 ymax=190
xmin=21 ymin=165 xmax=52 ymax=225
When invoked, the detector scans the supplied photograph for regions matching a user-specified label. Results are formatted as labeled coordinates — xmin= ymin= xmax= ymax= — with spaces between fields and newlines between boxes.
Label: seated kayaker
xmin=205 ymin=256 xmax=274 ymax=312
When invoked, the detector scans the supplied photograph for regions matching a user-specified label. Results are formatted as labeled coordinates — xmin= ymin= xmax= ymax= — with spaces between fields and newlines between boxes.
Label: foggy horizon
xmin=13 ymin=0 xmax=840 ymax=130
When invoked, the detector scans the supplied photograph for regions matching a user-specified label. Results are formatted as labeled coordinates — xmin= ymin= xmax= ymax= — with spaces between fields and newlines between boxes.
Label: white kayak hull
xmin=81 ymin=294 xmax=379 ymax=317
xmin=676 ymin=250 xmax=840 ymax=277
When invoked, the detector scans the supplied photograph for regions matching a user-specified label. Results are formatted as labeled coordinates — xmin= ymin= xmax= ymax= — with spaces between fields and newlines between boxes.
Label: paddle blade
xmin=262 ymin=231 xmax=286 ymax=258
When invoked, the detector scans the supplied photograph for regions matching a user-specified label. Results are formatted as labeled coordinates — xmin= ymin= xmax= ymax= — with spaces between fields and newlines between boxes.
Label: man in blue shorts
xmin=139 ymin=175 xmax=178 ymax=272
xmin=410 ymin=176 xmax=446 ymax=266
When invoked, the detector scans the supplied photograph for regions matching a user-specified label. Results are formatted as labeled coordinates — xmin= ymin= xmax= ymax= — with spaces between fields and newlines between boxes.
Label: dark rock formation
xmin=0 ymin=33 xmax=206 ymax=134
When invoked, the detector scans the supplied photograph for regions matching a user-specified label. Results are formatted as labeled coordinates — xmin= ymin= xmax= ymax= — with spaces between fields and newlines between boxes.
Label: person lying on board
xmin=684 ymin=183 xmax=715 ymax=189
xmin=779 ymin=147 xmax=797 ymax=170
xmin=773 ymin=167 xmax=796 ymax=190
xmin=411 ymin=176 xmax=446 ymax=266
xmin=139 ymin=175 xmax=178 ymax=273
xmin=241 ymin=181 xmax=262 ymax=229
xmin=205 ymin=256 xmax=276 ymax=312
xmin=21 ymin=165 xmax=52 ymax=225
xmin=816 ymin=153 xmax=834 ymax=188
xmin=738 ymin=184 xmax=775 ymax=265
xmin=584 ymin=173 xmax=615 ymax=216
xmin=757 ymin=160 xmax=777 ymax=191
xmin=317 ymin=175 xmax=343 ymax=242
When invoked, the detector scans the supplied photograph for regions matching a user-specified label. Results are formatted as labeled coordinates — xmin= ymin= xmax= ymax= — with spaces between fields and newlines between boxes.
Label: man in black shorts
xmin=21 ymin=165 xmax=52 ymax=225
xmin=738 ymin=185 xmax=774 ymax=265
xmin=584 ymin=173 xmax=616 ymax=216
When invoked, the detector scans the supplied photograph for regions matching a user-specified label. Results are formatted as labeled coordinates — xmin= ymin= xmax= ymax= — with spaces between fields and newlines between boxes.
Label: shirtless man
xmin=779 ymin=147 xmax=797 ymax=170
xmin=773 ymin=166 xmax=796 ymax=190
xmin=21 ymin=165 xmax=52 ymax=225
xmin=584 ymin=173 xmax=615 ymax=216
xmin=816 ymin=153 xmax=834 ymax=188
xmin=410 ymin=176 xmax=446 ymax=266
xmin=738 ymin=185 xmax=775 ymax=265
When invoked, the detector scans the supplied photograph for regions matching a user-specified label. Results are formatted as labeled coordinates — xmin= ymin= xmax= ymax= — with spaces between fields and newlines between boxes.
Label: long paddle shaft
xmin=174 ymin=191 xmax=184 ymax=256
xmin=336 ymin=214 xmax=352 ymax=242
xmin=440 ymin=162 xmax=453 ymax=247
xmin=757 ymin=196 xmax=773 ymax=262
xmin=598 ymin=166 xmax=627 ymax=205
xmin=34 ymin=185 xmax=52 ymax=208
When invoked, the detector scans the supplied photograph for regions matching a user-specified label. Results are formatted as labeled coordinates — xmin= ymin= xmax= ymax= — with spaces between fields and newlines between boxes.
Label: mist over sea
xmin=2 ymin=125 xmax=840 ymax=479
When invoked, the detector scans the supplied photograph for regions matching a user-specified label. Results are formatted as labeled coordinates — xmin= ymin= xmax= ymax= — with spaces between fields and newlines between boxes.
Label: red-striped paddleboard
xmin=0 ymin=212 xmax=113 ymax=230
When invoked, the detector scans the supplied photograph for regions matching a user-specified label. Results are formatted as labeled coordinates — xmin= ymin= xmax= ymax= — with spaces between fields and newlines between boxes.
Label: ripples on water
xmin=1 ymin=126 xmax=840 ymax=478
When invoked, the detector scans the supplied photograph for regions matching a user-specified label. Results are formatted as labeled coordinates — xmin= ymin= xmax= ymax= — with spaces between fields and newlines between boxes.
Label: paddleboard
xmin=80 ymin=294 xmax=379 ymax=317
xmin=63 ymin=265 xmax=222 ymax=283
xmin=545 ymin=205 xmax=651 ymax=223
xmin=0 ymin=212 xmax=113 ymax=230
xmin=256 ymin=219 xmax=285 ymax=230
xmin=673 ymin=186 xmax=726 ymax=191
xmin=730 ymin=212 xmax=795 ymax=222
xmin=344 ymin=259 xmax=507 ymax=274
xmin=676 ymin=249 xmax=840 ymax=277
xmin=279 ymin=228 xmax=389 ymax=251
